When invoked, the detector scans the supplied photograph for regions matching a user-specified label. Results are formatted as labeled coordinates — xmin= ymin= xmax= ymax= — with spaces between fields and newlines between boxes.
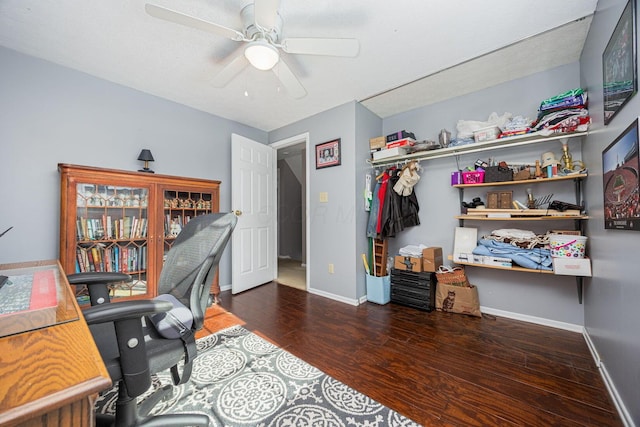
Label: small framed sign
xmin=315 ymin=138 xmax=341 ymax=169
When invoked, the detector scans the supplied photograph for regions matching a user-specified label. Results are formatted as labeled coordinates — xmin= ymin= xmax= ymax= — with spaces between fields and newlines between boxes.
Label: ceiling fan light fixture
xmin=244 ymin=40 xmax=279 ymax=70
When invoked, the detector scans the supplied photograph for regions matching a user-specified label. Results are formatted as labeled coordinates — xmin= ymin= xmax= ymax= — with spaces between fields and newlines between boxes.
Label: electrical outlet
xmin=328 ymin=263 xmax=334 ymax=274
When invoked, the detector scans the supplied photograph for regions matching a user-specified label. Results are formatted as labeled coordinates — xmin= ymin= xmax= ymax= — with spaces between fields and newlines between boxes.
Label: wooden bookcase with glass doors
xmin=58 ymin=163 xmax=220 ymax=306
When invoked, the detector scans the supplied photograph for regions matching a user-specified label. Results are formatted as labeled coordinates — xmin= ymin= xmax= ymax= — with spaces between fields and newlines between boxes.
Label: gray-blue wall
xmin=580 ymin=0 xmax=640 ymax=423
xmin=0 ymin=46 xmax=266 ymax=286
xmin=270 ymin=102 xmax=366 ymax=302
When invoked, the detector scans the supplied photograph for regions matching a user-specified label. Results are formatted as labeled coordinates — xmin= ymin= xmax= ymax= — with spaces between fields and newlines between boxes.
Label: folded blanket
xmin=473 ymin=239 xmax=553 ymax=270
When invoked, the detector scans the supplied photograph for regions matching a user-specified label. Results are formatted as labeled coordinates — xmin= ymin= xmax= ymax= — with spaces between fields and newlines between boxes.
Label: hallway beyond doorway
xmin=277 ymin=258 xmax=306 ymax=290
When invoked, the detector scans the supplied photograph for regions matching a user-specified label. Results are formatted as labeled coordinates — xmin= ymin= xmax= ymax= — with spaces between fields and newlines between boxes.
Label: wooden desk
xmin=0 ymin=260 xmax=111 ymax=426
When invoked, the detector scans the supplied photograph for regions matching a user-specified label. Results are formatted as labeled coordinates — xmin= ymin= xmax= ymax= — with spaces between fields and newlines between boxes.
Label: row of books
xmin=76 ymin=216 xmax=148 ymax=241
xmin=75 ymin=244 xmax=147 ymax=273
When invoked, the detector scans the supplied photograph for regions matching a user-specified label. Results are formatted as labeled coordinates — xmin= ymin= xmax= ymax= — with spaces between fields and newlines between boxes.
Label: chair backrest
xmin=157 ymin=212 xmax=237 ymax=330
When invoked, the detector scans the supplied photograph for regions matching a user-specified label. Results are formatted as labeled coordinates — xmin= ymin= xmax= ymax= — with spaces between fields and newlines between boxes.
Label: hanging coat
xmin=380 ymin=171 xmax=420 ymax=238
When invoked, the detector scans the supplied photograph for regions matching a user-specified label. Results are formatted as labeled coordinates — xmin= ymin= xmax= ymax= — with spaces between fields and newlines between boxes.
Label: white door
xmin=231 ymin=134 xmax=276 ymax=294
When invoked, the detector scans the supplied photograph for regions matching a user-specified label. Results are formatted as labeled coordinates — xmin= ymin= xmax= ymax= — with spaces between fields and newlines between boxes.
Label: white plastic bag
xmin=456 ymin=112 xmax=513 ymax=139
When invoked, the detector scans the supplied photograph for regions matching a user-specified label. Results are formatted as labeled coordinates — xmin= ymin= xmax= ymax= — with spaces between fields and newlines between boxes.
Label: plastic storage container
xmin=462 ymin=170 xmax=485 ymax=184
xmin=549 ymin=234 xmax=587 ymax=258
xmin=473 ymin=125 xmax=501 ymax=143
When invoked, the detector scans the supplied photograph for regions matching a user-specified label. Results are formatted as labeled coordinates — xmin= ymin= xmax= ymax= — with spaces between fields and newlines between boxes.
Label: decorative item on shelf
xmin=535 ymin=160 xmax=543 ymax=178
xmin=541 ymin=151 xmax=561 ymax=178
xmin=526 ymin=188 xmax=536 ymax=209
xmin=438 ymin=129 xmax=451 ymax=148
xmin=559 ymin=138 xmax=574 ymax=170
xmin=137 ymin=149 xmax=155 ymax=173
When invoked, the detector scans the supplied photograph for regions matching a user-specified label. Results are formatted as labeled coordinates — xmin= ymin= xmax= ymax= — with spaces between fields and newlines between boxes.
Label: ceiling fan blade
xmin=281 ymin=38 xmax=359 ymax=57
xmin=254 ymin=0 xmax=280 ymax=29
xmin=145 ymin=4 xmax=246 ymax=41
xmin=212 ymin=52 xmax=250 ymax=87
xmin=273 ymin=59 xmax=306 ymax=99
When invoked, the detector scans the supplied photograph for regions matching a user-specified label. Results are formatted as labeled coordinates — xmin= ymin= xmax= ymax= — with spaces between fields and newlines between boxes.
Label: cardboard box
xmin=422 ymin=247 xmax=443 ymax=272
xmin=369 ymin=136 xmax=386 ymax=150
xmin=553 ymin=257 xmax=592 ymax=276
xmin=394 ymin=255 xmax=423 ymax=272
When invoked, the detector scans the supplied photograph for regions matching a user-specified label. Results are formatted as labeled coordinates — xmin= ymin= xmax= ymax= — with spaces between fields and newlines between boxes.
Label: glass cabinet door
xmin=162 ymin=188 xmax=215 ymax=259
xmin=74 ymin=183 xmax=150 ymax=304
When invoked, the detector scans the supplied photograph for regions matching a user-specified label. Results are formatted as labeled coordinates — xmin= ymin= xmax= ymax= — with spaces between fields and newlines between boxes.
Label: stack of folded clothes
xmin=472 ymin=229 xmax=553 ymax=270
xmin=531 ymin=88 xmax=591 ymax=136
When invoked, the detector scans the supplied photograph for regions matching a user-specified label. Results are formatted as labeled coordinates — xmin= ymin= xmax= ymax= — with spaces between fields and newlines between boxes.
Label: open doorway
xmin=272 ymin=133 xmax=309 ymax=291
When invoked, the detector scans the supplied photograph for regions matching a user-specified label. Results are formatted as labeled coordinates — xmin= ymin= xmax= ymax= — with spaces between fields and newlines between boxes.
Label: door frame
xmin=271 ymin=132 xmax=310 ymax=290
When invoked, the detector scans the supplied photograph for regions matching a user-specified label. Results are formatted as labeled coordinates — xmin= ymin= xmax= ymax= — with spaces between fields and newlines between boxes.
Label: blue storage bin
xmin=366 ymin=274 xmax=390 ymax=304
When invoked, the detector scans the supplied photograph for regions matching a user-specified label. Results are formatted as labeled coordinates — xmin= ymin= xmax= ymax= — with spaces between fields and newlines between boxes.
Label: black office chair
xmin=69 ymin=212 xmax=237 ymax=427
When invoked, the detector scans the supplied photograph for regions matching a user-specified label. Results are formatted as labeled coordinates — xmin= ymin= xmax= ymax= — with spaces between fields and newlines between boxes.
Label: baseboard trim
xmin=583 ymin=329 xmax=635 ymax=427
xmin=220 ymin=283 xmax=360 ymax=307
xmin=479 ymin=306 xmax=583 ymax=333
xmin=307 ymin=287 xmax=359 ymax=306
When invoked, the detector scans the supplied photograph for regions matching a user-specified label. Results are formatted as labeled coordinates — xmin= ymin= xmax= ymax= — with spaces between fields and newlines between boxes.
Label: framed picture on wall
xmin=315 ymin=138 xmax=341 ymax=169
xmin=603 ymin=0 xmax=637 ymax=125
xmin=603 ymin=118 xmax=640 ymax=230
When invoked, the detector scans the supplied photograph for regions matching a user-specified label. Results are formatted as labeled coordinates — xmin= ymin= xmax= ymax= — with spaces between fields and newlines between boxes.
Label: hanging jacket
xmin=380 ymin=171 xmax=420 ymax=238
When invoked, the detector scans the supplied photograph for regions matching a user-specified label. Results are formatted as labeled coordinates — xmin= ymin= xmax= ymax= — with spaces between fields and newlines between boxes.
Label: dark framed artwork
xmin=603 ymin=118 xmax=640 ymax=230
xmin=315 ymin=138 xmax=341 ymax=169
xmin=603 ymin=0 xmax=637 ymax=125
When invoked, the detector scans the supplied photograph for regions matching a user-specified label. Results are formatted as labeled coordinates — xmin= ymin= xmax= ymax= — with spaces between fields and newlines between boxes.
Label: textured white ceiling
xmin=0 ymin=0 xmax=597 ymax=131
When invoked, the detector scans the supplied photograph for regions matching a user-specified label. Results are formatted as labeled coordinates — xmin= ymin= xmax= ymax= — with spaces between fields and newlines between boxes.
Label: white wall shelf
xmin=368 ymin=131 xmax=588 ymax=167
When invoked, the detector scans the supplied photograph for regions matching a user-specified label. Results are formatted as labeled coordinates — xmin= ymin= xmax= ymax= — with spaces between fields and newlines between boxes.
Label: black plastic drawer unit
xmin=390 ymin=268 xmax=436 ymax=311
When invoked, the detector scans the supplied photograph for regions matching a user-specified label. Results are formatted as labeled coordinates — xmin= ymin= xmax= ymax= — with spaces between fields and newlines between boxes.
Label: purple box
xmin=451 ymin=171 xmax=462 ymax=185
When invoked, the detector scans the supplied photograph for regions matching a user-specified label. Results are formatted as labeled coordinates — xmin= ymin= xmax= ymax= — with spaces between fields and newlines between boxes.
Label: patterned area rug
xmin=96 ymin=325 xmax=420 ymax=426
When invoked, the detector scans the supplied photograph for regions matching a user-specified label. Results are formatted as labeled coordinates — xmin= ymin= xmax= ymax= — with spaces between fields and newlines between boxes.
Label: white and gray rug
xmin=96 ymin=325 xmax=420 ymax=426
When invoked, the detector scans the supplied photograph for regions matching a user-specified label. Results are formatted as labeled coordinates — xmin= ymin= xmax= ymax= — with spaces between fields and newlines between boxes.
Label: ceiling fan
xmin=145 ymin=0 xmax=360 ymax=98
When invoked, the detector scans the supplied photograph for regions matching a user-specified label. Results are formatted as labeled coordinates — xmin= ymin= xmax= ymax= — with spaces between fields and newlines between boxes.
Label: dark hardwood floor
xmin=216 ymin=282 xmax=622 ymax=426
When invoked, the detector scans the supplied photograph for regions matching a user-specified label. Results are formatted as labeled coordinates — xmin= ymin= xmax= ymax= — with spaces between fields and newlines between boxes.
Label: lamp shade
xmin=244 ymin=40 xmax=279 ymax=71
xmin=137 ymin=149 xmax=155 ymax=162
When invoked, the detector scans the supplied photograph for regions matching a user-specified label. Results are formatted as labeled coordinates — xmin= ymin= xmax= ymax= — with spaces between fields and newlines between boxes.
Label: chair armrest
xmin=83 ymin=299 xmax=172 ymax=325
xmin=84 ymin=299 xmax=173 ymax=398
xmin=67 ymin=272 xmax=132 ymax=286
xmin=67 ymin=272 xmax=132 ymax=306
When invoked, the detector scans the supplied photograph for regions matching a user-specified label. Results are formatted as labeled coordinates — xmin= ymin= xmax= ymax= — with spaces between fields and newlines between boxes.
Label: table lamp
xmin=137 ymin=149 xmax=155 ymax=173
